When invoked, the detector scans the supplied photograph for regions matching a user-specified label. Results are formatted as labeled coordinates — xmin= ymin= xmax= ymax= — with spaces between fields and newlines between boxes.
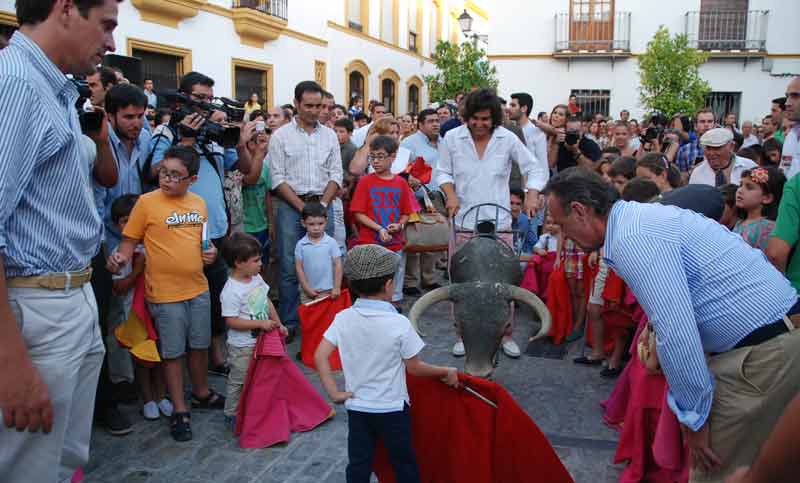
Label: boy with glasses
xmin=107 ymin=146 xmax=222 ymax=442
xmin=350 ymin=135 xmax=414 ymax=310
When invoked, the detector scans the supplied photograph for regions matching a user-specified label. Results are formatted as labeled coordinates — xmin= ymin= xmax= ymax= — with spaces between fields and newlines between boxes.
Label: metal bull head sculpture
xmin=408 ymin=223 xmax=551 ymax=378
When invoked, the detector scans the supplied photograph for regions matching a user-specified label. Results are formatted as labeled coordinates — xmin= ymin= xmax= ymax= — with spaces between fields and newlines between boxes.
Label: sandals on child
xmin=191 ymin=389 xmax=226 ymax=410
xmin=170 ymin=412 xmax=192 ymax=442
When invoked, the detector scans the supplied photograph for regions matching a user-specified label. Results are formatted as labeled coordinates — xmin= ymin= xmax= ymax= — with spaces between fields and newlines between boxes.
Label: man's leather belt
xmin=732 ymin=321 xmax=789 ymax=351
xmin=297 ymin=193 xmax=322 ymax=203
xmin=7 ymin=267 xmax=93 ymax=290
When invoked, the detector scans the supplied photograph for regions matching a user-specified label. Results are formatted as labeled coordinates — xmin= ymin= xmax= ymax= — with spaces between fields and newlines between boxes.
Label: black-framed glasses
xmin=158 ymin=168 xmax=192 ymax=182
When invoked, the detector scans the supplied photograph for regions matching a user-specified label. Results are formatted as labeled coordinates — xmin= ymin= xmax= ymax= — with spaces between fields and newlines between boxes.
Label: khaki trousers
xmin=404 ymin=252 xmax=439 ymax=288
xmin=0 ymin=284 xmax=104 ymax=483
xmin=690 ymin=328 xmax=800 ymax=482
xmin=224 ymin=343 xmax=254 ymax=418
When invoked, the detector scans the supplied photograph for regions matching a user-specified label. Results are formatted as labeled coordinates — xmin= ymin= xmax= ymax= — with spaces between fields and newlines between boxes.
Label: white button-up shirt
xmin=519 ymin=119 xmax=548 ymax=169
xmin=436 ymin=125 xmax=549 ymax=230
xmin=688 ymin=154 xmax=757 ymax=186
xmin=269 ymin=119 xmax=343 ymax=195
xmin=779 ymin=125 xmax=800 ymax=180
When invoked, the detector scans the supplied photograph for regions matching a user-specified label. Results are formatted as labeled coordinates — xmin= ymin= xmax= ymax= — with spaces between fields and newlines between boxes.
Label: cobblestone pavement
xmin=85 ymin=296 xmax=624 ymax=483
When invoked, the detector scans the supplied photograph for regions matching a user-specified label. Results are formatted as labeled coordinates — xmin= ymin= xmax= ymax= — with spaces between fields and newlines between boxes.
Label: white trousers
xmin=0 ymin=283 xmax=104 ymax=483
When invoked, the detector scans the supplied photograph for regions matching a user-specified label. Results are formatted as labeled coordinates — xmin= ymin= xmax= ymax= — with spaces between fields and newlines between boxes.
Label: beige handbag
xmin=404 ymin=189 xmax=451 ymax=253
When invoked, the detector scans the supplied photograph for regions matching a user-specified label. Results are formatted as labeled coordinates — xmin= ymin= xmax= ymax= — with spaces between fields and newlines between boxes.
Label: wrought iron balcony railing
xmin=232 ymin=0 xmax=288 ymax=21
xmin=684 ymin=10 xmax=768 ymax=52
xmin=554 ymin=11 xmax=631 ymax=54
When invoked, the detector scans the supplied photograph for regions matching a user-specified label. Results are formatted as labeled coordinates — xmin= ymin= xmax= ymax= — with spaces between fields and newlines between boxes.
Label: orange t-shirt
xmin=122 ymin=189 xmax=209 ymax=303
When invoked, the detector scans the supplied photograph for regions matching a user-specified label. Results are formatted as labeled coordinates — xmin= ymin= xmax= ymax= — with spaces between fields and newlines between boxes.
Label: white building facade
xmin=488 ymin=0 xmax=800 ymax=124
xmin=0 ymin=0 xmax=489 ymax=114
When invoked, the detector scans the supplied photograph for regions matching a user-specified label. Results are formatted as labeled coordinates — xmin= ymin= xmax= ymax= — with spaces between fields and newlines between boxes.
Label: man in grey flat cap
xmin=689 ymin=127 xmax=757 ymax=187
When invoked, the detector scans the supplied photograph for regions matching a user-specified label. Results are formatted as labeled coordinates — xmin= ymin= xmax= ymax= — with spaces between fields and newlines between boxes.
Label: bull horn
xmin=407 ymin=285 xmax=452 ymax=337
xmin=507 ymin=285 xmax=552 ymax=342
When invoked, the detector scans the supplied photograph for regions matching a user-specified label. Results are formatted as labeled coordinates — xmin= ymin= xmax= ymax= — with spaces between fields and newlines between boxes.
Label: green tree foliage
xmin=424 ymin=40 xmax=499 ymax=103
xmin=638 ymin=26 xmax=711 ymax=118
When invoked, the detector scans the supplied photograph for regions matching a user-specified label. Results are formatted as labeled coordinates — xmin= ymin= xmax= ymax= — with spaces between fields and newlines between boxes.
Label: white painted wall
xmin=0 ymin=0 xmax=444 ymax=112
xmin=489 ymin=0 xmax=800 ymax=123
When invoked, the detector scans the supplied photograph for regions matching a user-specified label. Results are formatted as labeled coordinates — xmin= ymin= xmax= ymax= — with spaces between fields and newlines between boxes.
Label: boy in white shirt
xmin=220 ymin=233 xmax=287 ymax=429
xmin=315 ymin=244 xmax=459 ymax=483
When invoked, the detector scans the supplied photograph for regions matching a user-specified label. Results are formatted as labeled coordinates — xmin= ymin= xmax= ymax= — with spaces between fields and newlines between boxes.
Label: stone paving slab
xmin=85 ymin=298 xmax=623 ymax=483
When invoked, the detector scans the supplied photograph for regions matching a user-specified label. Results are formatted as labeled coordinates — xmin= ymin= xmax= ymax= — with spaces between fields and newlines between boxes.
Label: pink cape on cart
xmin=235 ymin=330 xmax=333 ymax=448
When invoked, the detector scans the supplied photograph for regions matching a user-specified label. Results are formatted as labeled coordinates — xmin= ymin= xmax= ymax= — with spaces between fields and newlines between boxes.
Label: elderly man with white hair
xmin=741 ymin=120 xmax=760 ymax=148
xmin=689 ymin=127 xmax=757 ymax=187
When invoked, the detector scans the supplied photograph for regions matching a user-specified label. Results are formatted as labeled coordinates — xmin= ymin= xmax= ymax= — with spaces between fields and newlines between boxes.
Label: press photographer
xmin=638 ymin=113 xmax=680 ymax=163
xmin=554 ymin=115 xmax=602 ymax=171
xmin=148 ymin=71 xmax=259 ymax=374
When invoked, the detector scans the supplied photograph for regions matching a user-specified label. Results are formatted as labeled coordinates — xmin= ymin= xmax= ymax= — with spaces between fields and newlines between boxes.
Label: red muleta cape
xmin=298 ymin=289 xmax=353 ymax=371
xmin=373 ymin=373 xmax=574 ymax=483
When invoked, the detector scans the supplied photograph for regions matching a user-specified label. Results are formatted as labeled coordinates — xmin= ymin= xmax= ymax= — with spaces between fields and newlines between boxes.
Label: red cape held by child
xmin=373 ymin=372 xmax=574 ymax=483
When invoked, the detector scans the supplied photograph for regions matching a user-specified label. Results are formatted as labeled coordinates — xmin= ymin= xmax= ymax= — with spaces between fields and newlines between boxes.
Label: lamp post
xmin=457 ymin=9 xmax=486 ymax=45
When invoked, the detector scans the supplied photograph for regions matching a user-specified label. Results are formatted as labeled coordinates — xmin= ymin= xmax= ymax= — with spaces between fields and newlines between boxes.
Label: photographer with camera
xmin=638 ymin=115 xmax=681 ymax=165
xmin=0 ymin=0 xmax=122 ymax=480
xmin=554 ymin=115 xmax=602 ymax=172
xmin=148 ymin=71 xmax=257 ymax=375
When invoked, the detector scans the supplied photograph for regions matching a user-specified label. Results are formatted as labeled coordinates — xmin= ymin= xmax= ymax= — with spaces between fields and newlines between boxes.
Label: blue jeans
xmin=247 ymin=229 xmax=272 ymax=267
xmin=346 ymin=404 xmax=420 ymax=483
xmin=275 ymin=198 xmax=334 ymax=328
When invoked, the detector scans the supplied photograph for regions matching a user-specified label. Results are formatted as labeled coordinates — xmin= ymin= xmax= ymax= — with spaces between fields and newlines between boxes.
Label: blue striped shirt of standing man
xmin=0 ymin=1 xmax=121 ymax=482
xmin=545 ymin=167 xmax=800 ymax=482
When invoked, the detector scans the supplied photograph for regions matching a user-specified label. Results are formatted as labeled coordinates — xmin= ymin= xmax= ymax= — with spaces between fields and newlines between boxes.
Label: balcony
xmin=554 ymin=11 xmax=631 ymax=57
xmin=684 ymin=10 xmax=768 ymax=55
xmin=231 ymin=0 xmax=288 ymax=48
xmin=232 ymin=0 xmax=287 ymax=21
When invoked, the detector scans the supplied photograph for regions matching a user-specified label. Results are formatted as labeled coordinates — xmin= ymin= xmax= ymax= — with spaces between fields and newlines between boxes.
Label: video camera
xmin=162 ymin=90 xmax=245 ymax=148
xmin=70 ymin=77 xmax=105 ymax=134
xmin=642 ymin=112 xmax=669 ymax=143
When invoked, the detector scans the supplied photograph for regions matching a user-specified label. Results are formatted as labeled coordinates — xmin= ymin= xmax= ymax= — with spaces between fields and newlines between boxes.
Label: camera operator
xmin=149 ymin=71 xmax=257 ymax=374
xmin=0 ymin=0 xmax=122 ymax=481
xmin=554 ymin=115 xmax=602 ymax=172
xmin=638 ymin=126 xmax=680 ymax=164
xmin=86 ymin=65 xmax=116 ymax=108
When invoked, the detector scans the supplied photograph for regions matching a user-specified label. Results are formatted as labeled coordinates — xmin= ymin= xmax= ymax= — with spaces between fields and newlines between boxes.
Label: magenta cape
xmin=235 ymin=330 xmax=333 ymax=448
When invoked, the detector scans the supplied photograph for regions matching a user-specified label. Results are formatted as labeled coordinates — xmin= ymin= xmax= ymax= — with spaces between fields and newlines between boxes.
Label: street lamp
xmin=458 ymin=9 xmax=473 ymax=33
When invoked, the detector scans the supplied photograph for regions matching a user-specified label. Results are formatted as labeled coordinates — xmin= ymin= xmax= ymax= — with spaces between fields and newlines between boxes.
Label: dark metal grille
xmin=232 ymin=0 xmax=288 ymax=20
xmin=570 ymin=89 xmax=611 ymax=117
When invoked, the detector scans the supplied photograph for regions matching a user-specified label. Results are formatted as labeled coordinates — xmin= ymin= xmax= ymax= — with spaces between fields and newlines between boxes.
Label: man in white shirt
xmin=351 ymin=102 xmax=387 ymax=148
xmin=269 ymin=81 xmax=343 ymax=338
xmin=143 ymin=78 xmax=157 ymax=108
xmin=689 ymin=128 xmax=757 ymax=187
xmin=437 ymin=89 xmax=549 ymax=358
xmin=741 ymin=120 xmax=760 ymax=148
xmin=779 ymin=76 xmax=800 ymax=180
xmin=509 ymin=92 xmax=548 ymax=168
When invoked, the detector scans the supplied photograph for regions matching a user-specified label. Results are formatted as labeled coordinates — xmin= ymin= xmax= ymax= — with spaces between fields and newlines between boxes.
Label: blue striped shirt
xmin=676 ymin=139 xmax=703 ymax=173
xmin=94 ymin=122 xmax=152 ymax=252
xmin=0 ymin=32 xmax=102 ymax=277
xmin=603 ymin=201 xmax=796 ymax=431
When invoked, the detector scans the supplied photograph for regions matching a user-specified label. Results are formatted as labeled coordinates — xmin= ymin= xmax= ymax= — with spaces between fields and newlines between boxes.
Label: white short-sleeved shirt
xmin=220 ymin=274 xmax=271 ymax=348
xmin=294 ymin=233 xmax=341 ymax=291
xmin=323 ymin=298 xmax=425 ymax=413
xmin=534 ymin=233 xmax=559 ymax=252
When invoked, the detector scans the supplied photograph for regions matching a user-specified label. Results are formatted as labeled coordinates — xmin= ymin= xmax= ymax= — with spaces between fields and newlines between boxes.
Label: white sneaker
xmin=502 ymin=339 xmax=521 ymax=358
xmin=158 ymin=398 xmax=174 ymax=417
xmin=452 ymin=340 xmax=465 ymax=357
xmin=143 ymin=401 xmax=159 ymax=421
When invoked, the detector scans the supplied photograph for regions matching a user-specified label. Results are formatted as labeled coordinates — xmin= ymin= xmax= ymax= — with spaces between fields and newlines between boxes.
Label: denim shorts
xmin=148 ymin=291 xmax=211 ymax=359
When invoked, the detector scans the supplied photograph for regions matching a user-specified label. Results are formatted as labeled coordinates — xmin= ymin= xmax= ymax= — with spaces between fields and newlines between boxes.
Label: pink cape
xmin=235 ymin=331 xmax=333 ymax=448
xmin=520 ymin=252 xmax=556 ymax=301
xmin=601 ymin=317 xmax=689 ymax=483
